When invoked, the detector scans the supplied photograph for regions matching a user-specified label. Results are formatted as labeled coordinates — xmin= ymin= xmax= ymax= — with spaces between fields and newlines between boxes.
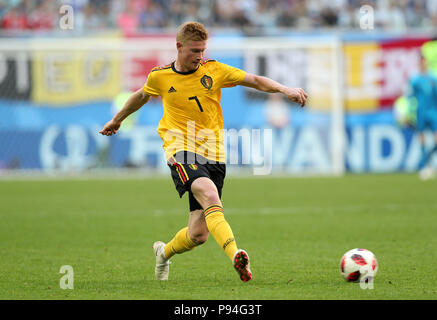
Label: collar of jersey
xmin=171 ymin=61 xmax=199 ymax=75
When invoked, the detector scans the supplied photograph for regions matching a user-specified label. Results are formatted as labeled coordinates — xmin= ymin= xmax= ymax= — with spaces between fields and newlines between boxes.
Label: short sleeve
xmin=142 ymin=71 xmax=161 ymax=97
xmin=217 ymin=61 xmax=246 ymax=88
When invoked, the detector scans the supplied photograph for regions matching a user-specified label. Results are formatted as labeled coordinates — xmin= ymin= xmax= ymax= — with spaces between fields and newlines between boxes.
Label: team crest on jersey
xmin=189 ymin=164 xmax=198 ymax=170
xmin=200 ymin=75 xmax=213 ymax=89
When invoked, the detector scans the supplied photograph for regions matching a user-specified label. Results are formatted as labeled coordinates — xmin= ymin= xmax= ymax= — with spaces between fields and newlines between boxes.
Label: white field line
xmin=151 ymin=203 xmax=437 ymax=216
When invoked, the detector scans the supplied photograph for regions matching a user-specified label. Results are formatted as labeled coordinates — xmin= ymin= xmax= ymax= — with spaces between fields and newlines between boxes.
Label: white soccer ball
xmin=340 ymin=248 xmax=378 ymax=282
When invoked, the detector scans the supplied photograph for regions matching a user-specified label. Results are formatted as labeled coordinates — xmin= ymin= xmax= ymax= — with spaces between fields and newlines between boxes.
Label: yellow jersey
xmin=143 ymin=59 xmax=246 ymax=163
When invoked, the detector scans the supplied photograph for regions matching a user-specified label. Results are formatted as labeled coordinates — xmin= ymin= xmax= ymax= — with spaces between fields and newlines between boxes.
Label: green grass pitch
xmin=0 ymin=174 xmax=436 ymax=300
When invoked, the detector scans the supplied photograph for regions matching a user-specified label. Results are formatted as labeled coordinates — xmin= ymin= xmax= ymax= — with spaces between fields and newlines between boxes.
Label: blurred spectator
xmin=337 ymin=1 xmax=358 ymax=29
xmin=294 ymin=0 xmax=312 ymax=29
xmin=251 ymin=0 xmax=276 ymax=29
xmin=320 ymin=7 xmax=338 ymax=27
xmin=276 ymin=0 xmax=298 ymax=28
xmin=375 ymin=0 xmax=407 ymax=31
xmin=166 ymin=0 xmax=186 ymax=27
xmin=140 ymin=0 xmax=166 ymax=28
xmin=27 ymin=0 xmax=55 ymax=30
xmin=1 ymin=3 xmax=27 ymax=30
xmin=0 ymin=0 xmax=436 ymax=33
xmin=78 ymin=2 xmax=104 ymax=31
xmin=117 ymin=2 xmax=140 ymax=34
xmin=427 ymin=0 xmax=437 ymax=27
xmin=214 ymin=0 xmax=238 ymax=28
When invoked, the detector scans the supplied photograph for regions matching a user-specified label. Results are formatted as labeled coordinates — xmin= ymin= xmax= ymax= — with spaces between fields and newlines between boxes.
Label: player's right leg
xmin=153 ymin=152 xmax=211 ymax=280
xmin=153 ymin=210 xmax=208 ymax=280
xmin=162 ymin=209 xmax=209 ymax=259
xmin=418 ymin=122 xmax=437 ymax=179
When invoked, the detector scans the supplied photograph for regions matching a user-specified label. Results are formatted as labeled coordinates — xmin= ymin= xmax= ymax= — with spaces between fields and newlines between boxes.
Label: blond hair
xmin=176 ymin=22 xmax=209 ymax=44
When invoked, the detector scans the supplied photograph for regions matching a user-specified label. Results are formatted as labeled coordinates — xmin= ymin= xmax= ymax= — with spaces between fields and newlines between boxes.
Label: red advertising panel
xmin=121 ymin=34 xmax=176 ymax=92
xmin=378 ymin=38 xmax=430 ymax=108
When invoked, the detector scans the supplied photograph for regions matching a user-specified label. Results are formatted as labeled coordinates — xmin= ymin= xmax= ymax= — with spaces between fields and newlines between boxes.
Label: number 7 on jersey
xmin=188 ymin=96 xmax=204 ymax=112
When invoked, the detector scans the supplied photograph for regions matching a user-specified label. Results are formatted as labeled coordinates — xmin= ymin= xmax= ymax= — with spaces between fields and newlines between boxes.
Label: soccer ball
xmin=340 ymin=248 xmax=378 ymax=282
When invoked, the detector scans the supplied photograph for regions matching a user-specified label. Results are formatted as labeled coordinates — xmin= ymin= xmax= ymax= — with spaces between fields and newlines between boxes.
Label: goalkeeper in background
xmin=407 ymin=52 xmax=437 ymax=179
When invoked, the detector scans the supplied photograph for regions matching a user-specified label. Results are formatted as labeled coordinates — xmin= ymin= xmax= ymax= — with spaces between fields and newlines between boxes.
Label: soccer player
xmin=408 ymin=54 xmax=437 ymax=179
xmin=99 ymin=22 xmax=308 ymax=282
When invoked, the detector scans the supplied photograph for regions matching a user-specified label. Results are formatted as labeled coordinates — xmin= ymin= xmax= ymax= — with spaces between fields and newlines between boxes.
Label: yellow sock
xmin=204 ymin=205 xmax=238 ymax=261
xmin=164 ymin=227 xmax=197 ymax=259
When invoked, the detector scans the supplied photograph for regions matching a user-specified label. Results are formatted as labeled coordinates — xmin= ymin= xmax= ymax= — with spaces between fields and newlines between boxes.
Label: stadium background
xmin=0 ymin=0 xmax=436 ymax=175
xmin=1 ymin=0 xmax=437 ymax=303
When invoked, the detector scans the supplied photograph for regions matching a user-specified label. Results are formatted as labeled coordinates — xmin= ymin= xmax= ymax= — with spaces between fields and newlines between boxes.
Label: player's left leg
xmin=430 ymin=120 xmax=437 ymax=161
xmin=418 ymin=131 xmax=428 ymax=169
xmin=426 ymin=130 xmax=437 ymax=165
xmin=191 ymin=177 xmax=252 ymax=282
xmin=434 ymin=130 xmax=437 ymax=154
xmin=424 ymin=129 xmax=437 ymax=177
xmin=190 ymin=177 xmax=238 ymax=260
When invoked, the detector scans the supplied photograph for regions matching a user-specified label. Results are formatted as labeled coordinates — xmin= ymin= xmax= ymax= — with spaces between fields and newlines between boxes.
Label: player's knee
xmin=202 ymin=189 xmax=220 ymax=206
xmin=190 ymin=231 xmax=209 ymax=245
xmin=191 ymin=178 xmax=220 ymax=207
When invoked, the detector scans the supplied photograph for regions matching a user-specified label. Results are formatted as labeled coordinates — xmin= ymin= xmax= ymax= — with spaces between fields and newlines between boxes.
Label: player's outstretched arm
xmin=239 ymin=73 xmax=308 ymax=107
xmin=99 ymin=89 xmax=151 ymax=136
